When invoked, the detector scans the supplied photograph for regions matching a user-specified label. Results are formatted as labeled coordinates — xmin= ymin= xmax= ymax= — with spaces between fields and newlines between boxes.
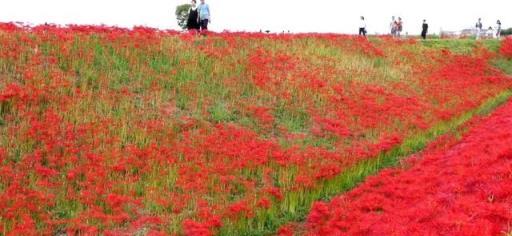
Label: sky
xmin=0 ymin=0 xmax=510 ymax=35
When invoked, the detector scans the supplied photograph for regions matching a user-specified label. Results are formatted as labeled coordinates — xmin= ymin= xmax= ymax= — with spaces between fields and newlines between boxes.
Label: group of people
xmin=184 ymin=3 xmax=503 ymax=40
xmin=186 ymin=0 xmax=210 ymax=32
xmin=359 ymin=16 xmax=420 ymax=38
xmin=358 ymin=16 xmax=503 ymax=40
xmin=390 ymin=16 xmax=404 ymax=37
xmin=475 ymin=18 xmax=502 ymax=39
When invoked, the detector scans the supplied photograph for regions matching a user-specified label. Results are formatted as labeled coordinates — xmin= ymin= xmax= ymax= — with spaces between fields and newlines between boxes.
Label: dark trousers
xmin=200 ymin=19 xmax=209 ymax=31
xmin=421 ymin=31 xmax=427 ymax=39
xmin=359 ymin=28 xmax=366 ymax=36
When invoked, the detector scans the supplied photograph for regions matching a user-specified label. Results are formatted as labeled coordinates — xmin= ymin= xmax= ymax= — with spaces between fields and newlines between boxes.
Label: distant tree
xmin=502 ymin=28 xmax=512 ymax=36
xmin=175 ymin=4 xmax=192 ymax=30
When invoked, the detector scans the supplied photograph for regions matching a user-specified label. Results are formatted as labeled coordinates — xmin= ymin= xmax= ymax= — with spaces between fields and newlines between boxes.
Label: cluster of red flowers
xmin=305 ymin=100 xmax=512 ymax=236
xmin=500 ymin=36 xmax=512 ymax=59
xmin=0 ymin=22 xmax=511 ymax=235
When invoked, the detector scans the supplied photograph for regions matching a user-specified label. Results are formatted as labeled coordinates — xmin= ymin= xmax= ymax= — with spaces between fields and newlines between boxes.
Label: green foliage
xmin=420 ymin=39 xmax=502 ymax=54
xmin=209 ymin=102 xmax=235 ymax=123
xmin=175 ymin=4 xmax=192 ymax=30
xmin=501 ymin=28 xmax=512 ymax=36
xmin=274 ymin=106 xmax=309 ymax=133
xmin=481 ymin=40 xmax=502 ymax=52
xmin=421 ymin=39 xmax=476 ymax=54
xmin=492 ymin=58 xmax=512 ymax=75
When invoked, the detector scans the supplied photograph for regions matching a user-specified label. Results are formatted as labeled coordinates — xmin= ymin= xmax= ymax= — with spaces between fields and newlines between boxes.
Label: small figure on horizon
xmin=397 ymin=17 xmax=403 ymax=37
xmin=186 ymin=0 xmax=200 ymax=31
xmin=390 ymin=16 xmax=397 ymax=37
xmin=487 ymin=26 xmax=495 ymax=38
xmin=359 ymin=16 xmax=367 ymax=37
xmin=496 ymin=20 xmax=502 ymax=39
xmin=475 ymin=18 xmax=483 ymax=40
xmin=421 ymin=19 xmax=428 ymax=40
xmin=198 ymin=0 xmax=211 ymax=32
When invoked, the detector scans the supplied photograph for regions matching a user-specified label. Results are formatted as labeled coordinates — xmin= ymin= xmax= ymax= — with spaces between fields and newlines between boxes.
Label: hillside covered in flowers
xmin=1 ymin=23 xmax=511 ymax=235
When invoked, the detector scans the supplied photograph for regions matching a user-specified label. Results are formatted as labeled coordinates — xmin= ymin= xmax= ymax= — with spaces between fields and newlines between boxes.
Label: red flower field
xmin=0 ymin=22 xmax=511 ymax=235
xmin=305 ymin=99 xmax=512 ymax=236
xmin=500 ymin=37 xmax=512 ymax=59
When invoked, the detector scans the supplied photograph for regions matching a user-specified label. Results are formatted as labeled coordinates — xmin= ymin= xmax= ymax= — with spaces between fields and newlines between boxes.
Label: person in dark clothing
xmin=421 ymin=19 xmax=428 ymax=40
xmin=186 ymin=0 xmax=200 ymax=31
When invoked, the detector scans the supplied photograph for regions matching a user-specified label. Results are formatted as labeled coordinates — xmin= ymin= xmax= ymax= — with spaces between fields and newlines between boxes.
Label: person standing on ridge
xmin=421 ymin=19 xmax=428 ymax=40
xmin=390 ymin=16 xmax=397 ymax=37
xmin=496 ymin=20 xmax=502 ymax=39
xmin=359 ymin=16 xmax=367 ymax=37
xmin=397 ymin=17 xmax=403 ymax=37
xmin=475 ymin=18 xmax=483 ymax=40
xmin=198 ymin=0 xmax=211 ymax=32
xmin=186 ymin=0 xmax=200 ymax=31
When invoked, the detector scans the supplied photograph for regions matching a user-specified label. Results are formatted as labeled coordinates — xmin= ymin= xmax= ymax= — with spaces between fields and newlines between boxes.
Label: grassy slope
xmin=223 ymin=38 xmax=512 ymax=234
xmin=421 ymin=39 xmax=512 ymax=74
xmin=0 ymin=28 xmax=511 ymax=235
xmin=239 ymin=39 xmax=512 ymax=235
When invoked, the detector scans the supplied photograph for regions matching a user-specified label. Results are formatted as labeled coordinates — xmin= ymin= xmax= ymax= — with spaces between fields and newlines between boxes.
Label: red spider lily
xmin=257 ymin=197 xmax=272 ymax=209
xmin=277 ymin=224 xmax=295 ymax=236
xmin=248 ymin=105 xmax=275 ymax=128
xmin=305 ymin=101 xmax=512 ymax=236
xmin=500 ymin=36 xmax=512 ymax=59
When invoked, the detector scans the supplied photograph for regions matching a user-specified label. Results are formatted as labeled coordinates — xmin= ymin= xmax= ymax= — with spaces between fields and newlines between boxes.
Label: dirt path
xmin=300 ymin=100 xmax=512 ymax=236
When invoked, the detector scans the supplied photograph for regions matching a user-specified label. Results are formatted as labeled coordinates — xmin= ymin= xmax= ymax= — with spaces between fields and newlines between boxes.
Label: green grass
xmin=421 ymin=39 xmax=502 ymax=54
xmin=209 ymin=102 xmax=237 ymax=123
xmin=493 ymin=58 xmax=512 ymax=75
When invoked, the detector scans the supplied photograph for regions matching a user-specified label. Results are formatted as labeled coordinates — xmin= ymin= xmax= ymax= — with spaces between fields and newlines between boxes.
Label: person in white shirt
xmin=359 ymin=16 xmax=367 ymax=37
xmin=475 ymin=18 xmax=483 ymax=40
xmin=487 ymin=27 xmax=495 ymax=38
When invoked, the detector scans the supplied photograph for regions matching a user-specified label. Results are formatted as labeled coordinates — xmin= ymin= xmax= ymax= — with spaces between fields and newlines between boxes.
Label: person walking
xmin=390 ymin=16 xmax=397 ymax=37
xmin=198 ymin=0 xmax=211 ymax=32
xmin=496 ymin=20 xmax=502 ymax=39
xmin=475 ymin=18 xmax=483 ymax=40
xmin=421 ymin=19 xmax=428 ymax=40
xmin=186 ymin=0 xmax=200 ymax=31
xmin=359 ymin=16 xmax=367 ymax=37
